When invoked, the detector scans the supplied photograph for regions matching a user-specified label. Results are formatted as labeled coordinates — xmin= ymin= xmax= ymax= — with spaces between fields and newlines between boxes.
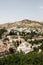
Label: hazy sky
xmin=0 ymin=0 xmax=43 ymax=23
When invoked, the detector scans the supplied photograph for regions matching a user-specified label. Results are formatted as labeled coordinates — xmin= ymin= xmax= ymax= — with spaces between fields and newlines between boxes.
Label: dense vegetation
xmin=0 ymin=27 xmax=7 ymax=39
xmin=0 ymin=52 xmax=43 ymax=65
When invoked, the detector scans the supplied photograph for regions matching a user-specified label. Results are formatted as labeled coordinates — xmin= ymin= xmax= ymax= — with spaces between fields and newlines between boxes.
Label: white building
xmin=17 ymin=42 xmax=33 ymax=54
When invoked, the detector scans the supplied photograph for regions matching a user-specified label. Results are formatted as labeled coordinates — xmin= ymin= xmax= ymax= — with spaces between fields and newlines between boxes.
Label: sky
xmin=0 ymin=0 xmax=43 ymax=24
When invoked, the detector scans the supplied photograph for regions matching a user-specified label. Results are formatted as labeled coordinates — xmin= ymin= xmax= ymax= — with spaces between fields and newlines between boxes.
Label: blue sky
xmin=0 ymin=0 xmax=43 ymax=23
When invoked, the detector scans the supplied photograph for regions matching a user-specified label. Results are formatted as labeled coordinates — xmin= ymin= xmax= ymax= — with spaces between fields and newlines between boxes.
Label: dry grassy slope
xmin=0 ymin=19 xmax=43 ymax=28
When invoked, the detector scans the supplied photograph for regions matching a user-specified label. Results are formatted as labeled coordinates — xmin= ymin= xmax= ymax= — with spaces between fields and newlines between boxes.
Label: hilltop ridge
xmin=0 ymin=19 xmax=43 ymax=28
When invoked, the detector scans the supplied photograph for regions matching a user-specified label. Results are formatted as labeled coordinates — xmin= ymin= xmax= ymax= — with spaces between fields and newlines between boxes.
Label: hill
xmin=0 ymin=19 xmax=43 ymax=28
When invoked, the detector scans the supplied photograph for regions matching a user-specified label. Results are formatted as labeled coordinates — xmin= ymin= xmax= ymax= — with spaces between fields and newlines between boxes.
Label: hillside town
xmin=0 ymin=26 xmax=43 ymax=56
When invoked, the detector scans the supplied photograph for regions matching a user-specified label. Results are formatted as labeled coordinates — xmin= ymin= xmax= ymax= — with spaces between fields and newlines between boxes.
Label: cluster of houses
xmin=0 ymin=27 xmax=43 ymax=56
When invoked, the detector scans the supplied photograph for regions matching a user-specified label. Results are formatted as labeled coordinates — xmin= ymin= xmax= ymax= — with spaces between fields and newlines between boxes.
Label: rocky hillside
xmin=0 ymin=19 xmax=43 ymax=28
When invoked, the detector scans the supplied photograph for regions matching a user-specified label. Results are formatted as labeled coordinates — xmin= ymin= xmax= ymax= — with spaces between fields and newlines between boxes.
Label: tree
xmin=0 ymin=27 xmax=7 ymax=39
xmin=9 ymin=29 xmax=14 ymax=35
xmin=34 ymin=47 xmax=39 ymax=52
xmin=3 ymin=38 xmax=9 ymax=42
xmin=13 ymin=41 xmax=17 ymax=48
xmin=9 ymin=47 xmax=14 ymax=54
xmin=39 ymin=43 xmax=43 ymax=50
